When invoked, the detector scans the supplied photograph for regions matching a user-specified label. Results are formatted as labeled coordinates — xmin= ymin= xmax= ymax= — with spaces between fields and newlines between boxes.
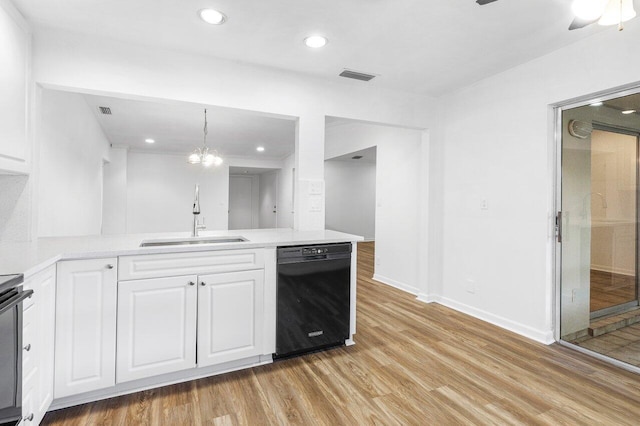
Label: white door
xmin=259 ymin=171 xmax=278 ymax=228
xmin=229 ymin=175 xmax=254 ymax=229
xmin=197 ymin=270 xmax=264 ymax=367
xmin=117 ymin=275 xmax=197 ymax=383
xmin=55 ymin=259 xmax=117 ymax=398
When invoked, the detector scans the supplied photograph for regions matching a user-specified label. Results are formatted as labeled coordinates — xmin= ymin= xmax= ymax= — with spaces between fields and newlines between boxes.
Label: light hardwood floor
xmin=43 ymin=242 xmax=640 ymax=425
xmin=590 ymin=269 xmax=636 ymax=313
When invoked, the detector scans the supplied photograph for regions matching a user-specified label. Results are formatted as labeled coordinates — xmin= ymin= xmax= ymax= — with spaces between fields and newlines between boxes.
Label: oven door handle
xmin=0 ymin=289 xmax=34 ymax=315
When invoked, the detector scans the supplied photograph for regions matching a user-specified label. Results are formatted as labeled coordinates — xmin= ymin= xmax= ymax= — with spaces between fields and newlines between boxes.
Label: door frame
xmin=553 ymin=83 xmax=640 ymax=360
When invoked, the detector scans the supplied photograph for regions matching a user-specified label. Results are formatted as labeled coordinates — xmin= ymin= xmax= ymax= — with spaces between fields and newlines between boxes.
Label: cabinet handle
xmin=24 ymin=343 xmax=31 ymax=352
xmin=106 ymin=264 xmax=114 ymax=269
xmin=200 ymin=282 xmax=206 ymax=286
xmin=189 ymin=281 xmax=195 ymax=286
xmin=24 ymin=413 xmax=34 ymax=421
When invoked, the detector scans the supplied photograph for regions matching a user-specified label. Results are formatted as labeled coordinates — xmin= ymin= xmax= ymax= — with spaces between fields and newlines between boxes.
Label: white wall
xmin=126 ymin=151 xmax=229 ymax=233
xmin=102 ymin=146 xmax=127 ymax=234
xmin=326 ymin=122 xmax=423 ymax=294
xmin=0 ymin=175 xmax=30 ymax=241
xmin=37 ymin=89 xmax=110 ymax=236
xmin=325 ymin=160 xmax=376 ymax=240
xmin=430 ymin=20 xmax=640 ymax=343
xmin=30 ymin=28 xmax=436 ymax=231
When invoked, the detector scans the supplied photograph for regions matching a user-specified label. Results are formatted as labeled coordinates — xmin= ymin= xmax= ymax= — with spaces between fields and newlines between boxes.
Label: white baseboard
xmin=417 ymin=294 xmax=555 ymax=345
xmin=416 ymin=292 xmax=437 ymax=303
xmin=372 ymin=273 xmax=419 ymax=295
xmin=591 ymin=264 xmax=635 ymax=277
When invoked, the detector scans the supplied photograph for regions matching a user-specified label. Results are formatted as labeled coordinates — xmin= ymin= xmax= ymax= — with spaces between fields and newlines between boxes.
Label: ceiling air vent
xmin=98 ymin=106 xmax=112 ymax=115
xmin=351 ymin=155 xmax=363 ymax=160
xmin=339 ymin=69 xmax=376 ymax=82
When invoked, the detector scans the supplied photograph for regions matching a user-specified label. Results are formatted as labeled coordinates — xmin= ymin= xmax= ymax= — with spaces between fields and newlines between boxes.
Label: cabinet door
xmin=55 ymin=259 xmax=117 ymax=398
xmin=30 ymin=267 xmax=55 ymax=423
xmin=197 ymin=270 xmax=264 ymax=367
xmin=117 ymin=275 xmax=197 ymax=383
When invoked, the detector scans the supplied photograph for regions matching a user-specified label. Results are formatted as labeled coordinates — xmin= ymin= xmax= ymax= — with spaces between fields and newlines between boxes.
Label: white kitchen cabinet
xmin=22 ymin=265 xmax=56 ymax=425
xmin=118 ymin=249 xmax=264 ymax=281
xmin=197 ymin=270 xmax=264 ymax=367
xmin=54 ymin=259 xmax=117 ymax=398
xmin=0 ymin=1 xmax=30 ymax=174
xmin=116 ymin=275 xmax=198 ymax=383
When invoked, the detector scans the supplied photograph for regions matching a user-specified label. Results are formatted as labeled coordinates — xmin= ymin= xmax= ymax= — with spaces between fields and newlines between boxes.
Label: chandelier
xmin=188 ymin=108 xmax=223 ymax=167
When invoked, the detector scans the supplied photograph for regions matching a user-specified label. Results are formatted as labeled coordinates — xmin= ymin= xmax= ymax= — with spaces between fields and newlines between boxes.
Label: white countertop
xmin=0 ymin=228 xmax=363 ymax=277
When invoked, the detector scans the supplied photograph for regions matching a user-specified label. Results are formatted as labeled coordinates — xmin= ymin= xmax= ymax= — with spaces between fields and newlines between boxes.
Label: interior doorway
xmin=228 ymin=167 xmax=282 ymax=230
xmin=228 ymin=175 xmax=256 ymax=229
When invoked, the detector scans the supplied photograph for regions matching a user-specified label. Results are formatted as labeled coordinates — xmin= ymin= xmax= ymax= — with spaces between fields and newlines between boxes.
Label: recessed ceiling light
xmin=589 ymin=101 xmax=603 ymax=106
xmin=256 ymin=146 xmax=265 ymax=152
xmin=199 ymin=9 xmax=227 ymax=25
xmin=622 ymin=109 xmax=636 ymax=114
xmin=145 ymin=138 xmax=155 ymax=144
xmin=304 ymin=35 xmax=328 ymax=48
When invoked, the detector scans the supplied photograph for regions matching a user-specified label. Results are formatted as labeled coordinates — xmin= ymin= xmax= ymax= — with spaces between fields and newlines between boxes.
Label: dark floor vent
xmin=339 ymin=69 xmax=376 ymax=82
xmin=98 ymin=106 xmax=112 ymax=115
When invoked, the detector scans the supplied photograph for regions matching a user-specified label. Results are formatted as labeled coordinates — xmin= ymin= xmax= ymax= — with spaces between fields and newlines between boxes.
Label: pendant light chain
xmin=203 ymin=108 xmax=208 ymax=147
xmin=188 ymin=108 xmax=223 ymax=167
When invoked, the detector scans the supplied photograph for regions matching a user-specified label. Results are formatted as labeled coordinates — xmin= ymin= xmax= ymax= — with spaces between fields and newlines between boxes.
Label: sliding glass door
xmin=559 ymin=92 xmax=640 ymax=368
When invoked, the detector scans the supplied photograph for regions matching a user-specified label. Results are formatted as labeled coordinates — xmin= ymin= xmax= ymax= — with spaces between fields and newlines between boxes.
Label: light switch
xmin=309 ymin=197 xmax=322 ymax=212
xmin=308 ymin=180 xmax=323 ymax=195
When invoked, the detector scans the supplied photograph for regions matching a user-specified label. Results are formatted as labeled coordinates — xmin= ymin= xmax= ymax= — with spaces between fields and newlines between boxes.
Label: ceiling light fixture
xmin=590 ymin=101 xmax=603 ymax=106
xmin=145 ymin=138 xmax=155 ymax=144
xmin=256 ymin=146 xmax=265 ymax=152
xmin=572 ymin=0 xmax=608 ymax=20
xmin=622 ymin=109 xmax=637 ymax=114
xmin=199 ymin=9 xmax=227 ymax=25
xmin=304 ymin=35 xmax=328 ymax=48
xmin=598 ymin=0 xmax=636 ymax=29
xmin=188 ymin=109 xmax=223 ymax=167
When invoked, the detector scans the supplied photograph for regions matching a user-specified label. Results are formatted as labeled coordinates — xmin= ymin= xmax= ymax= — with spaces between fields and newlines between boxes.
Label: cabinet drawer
xmin=118 ymin=249 xmax=265 ymax=280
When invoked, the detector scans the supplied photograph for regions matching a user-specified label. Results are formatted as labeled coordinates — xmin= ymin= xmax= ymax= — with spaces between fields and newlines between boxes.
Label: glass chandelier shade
xmin=598 ymin=0 xmax=637 ymax=26
xmin=188 ymin=108 xmax=223 ymax=167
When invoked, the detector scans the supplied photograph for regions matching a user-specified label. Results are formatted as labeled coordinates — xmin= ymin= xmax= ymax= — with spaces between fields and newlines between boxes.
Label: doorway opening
xmin=228 ymin=167 xmax=285 ymax=230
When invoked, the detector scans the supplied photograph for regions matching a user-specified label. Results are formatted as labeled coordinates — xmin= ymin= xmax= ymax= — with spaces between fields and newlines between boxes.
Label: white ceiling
xmin=14 ymin=0 xmax=610 ymax=96
xmin=82 ymin=94 xmax=295 ymax=158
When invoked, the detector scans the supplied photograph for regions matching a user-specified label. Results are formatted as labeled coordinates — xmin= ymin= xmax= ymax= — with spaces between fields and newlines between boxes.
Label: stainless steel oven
xmin=0 ymin=274 xmax=31 ymax=426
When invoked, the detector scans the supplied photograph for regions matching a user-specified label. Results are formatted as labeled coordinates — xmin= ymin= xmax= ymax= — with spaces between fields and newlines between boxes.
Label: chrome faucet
xmin=192 ymin=184 xmax=206 ymax=237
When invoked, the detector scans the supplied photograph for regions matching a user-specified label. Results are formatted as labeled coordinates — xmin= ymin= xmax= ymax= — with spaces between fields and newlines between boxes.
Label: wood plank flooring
xmin=43 ymin=242 xmax=640 ymax=425
xmin=590 ymin=269 xmax=637 ymax=312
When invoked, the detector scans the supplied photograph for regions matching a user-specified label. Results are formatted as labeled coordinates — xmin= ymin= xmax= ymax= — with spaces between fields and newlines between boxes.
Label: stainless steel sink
xmin=140 ymin=236 xmax=248 ymax=247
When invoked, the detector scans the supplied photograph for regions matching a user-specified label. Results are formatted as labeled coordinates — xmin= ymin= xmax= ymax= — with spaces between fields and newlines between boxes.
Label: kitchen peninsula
xmin=1 ymin=229 xmax=361 ymax=424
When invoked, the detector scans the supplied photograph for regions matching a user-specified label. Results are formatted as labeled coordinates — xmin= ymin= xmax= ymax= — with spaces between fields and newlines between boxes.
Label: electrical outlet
xmin=571 ymin=289 xmax=577 ymax=302
xmin=375 ymin=256 xmax=381 ymax=266
xmin=466 ymin=279 xmax=476 ymax=294
xmin=480 ymin=199 xmax=489 ymax=210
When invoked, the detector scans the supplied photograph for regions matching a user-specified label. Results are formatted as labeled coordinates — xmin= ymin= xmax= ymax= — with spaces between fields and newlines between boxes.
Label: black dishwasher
xmin=275 ymin=243 xmax=351 ymax=359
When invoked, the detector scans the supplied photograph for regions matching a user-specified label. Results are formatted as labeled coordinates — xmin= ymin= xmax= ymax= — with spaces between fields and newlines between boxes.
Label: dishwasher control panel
xmin=302 ymin=247 xmax=328 ymax=255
